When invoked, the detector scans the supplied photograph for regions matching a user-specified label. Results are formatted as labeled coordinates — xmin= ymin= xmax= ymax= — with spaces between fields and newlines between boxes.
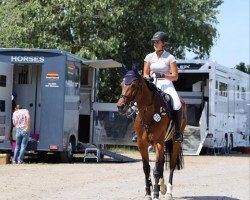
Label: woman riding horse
xmin=117 ymin=65 xmax=186 ymax=199
xmin=132 ymin=31 xmax=183 ymax=144
xmin=144 ymin=31 xmax=183 ymax=143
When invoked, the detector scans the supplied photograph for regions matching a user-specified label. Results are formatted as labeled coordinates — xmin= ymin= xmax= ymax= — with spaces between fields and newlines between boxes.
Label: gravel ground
xmin=0 ymin=152 xmax=249 ymax=200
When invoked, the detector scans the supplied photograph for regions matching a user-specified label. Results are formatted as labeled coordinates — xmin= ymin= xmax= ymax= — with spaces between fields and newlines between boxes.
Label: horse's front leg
xmin=152 ymin=142 xmax=165 ymax=200
xmin=143 ymin=159 xmax=152 ymax=199
xmin=137 ymin=139 xmax=152 ymax=199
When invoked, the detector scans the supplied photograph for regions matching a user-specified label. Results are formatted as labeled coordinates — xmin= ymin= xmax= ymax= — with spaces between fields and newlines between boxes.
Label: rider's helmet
xmin=151 ymin=31 xmax=169 ymax=42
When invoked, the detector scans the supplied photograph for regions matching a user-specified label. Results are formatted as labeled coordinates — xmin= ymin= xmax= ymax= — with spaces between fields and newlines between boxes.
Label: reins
xmin=137 ymin=88 xmax=156 ymax=133
xmin=120 ymin=76 xmax=163 ymax=134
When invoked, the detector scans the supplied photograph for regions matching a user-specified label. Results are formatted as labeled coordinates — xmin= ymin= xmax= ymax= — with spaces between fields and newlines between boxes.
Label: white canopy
xmin=82 ymin=59 xmax=122 ymax=69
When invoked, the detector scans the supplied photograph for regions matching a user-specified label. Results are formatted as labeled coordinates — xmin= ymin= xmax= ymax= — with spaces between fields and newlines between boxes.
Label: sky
xmin=187 ymin=0 xmax=250 ymax=68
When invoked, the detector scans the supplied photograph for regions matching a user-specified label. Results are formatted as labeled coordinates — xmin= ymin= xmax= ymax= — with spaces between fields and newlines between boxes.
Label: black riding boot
xmin=173 ymin=107 xmax=183 ymax=143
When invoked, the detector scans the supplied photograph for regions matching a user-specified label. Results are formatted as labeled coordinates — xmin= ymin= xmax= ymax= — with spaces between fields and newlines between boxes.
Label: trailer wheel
xmin=229 ymin=135 xmax=233 ymax=152
xmin=60 ymin=140 xmax=74 ymax=163
xmin=225 ymin=135 xmax=229 ymax=154
xmin=226 ymin=135 xmax=233 ymax=154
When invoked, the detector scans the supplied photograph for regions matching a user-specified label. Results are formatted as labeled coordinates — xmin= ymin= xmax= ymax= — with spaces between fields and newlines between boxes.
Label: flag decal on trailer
xmin=46 ymin=72 xmax=59 ymax=80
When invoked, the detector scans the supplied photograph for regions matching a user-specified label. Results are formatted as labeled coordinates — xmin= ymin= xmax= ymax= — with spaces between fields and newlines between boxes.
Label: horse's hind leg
xmin=159 ymin=176 xmax=167 ymax=195
xmin=167 ymin=142 xmax=182 ymax=198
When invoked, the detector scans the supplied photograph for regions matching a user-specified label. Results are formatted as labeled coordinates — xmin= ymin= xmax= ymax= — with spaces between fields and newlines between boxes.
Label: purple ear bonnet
xmin=124 ymin=69 xmax=141 ymax=85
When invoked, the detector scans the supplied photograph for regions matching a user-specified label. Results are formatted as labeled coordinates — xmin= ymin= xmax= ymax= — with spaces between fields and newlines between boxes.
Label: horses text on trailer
xmin=174 ymin=60 xmax=250 ymax=155
xmin=0 ymin=48 xmax=121 ymax=162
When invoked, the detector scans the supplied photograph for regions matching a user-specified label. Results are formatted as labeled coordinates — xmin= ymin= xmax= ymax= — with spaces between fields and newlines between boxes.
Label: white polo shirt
xmin=144 ymin=50 xmax=176 ymax=75
xmin=144 ymin=50 xmax=181 ymax=110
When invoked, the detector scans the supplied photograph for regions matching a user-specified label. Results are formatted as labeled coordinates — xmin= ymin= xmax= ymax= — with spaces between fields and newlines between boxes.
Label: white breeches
xmin=154 ymin=78 xmax=182 ymax=111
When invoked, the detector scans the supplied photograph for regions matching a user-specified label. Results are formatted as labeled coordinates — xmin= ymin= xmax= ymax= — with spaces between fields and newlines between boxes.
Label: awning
xmin=82 ymin=59 xmax=122 ymax=69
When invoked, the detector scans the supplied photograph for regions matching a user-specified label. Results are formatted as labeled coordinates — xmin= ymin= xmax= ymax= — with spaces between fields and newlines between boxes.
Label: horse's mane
xmin=143 ymin=77 xmax=158 ymax=93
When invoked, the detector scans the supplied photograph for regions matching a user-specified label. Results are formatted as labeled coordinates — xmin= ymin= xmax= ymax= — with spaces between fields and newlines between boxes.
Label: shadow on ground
xmin=22 ymin=153 xmax=139 ymax=164
xmin=175 ymin=196 xmax=239 ymax=200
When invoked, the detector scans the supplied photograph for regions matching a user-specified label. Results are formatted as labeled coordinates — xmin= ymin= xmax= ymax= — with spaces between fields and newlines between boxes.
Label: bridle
xmin=120 ymin=78 xmax=142 ymax=110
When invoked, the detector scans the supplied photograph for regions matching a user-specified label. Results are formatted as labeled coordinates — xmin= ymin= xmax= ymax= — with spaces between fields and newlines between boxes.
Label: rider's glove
xmin=154 ymin=72 xmax=165 ymax=78
xmin=144 ymin=77 xmax=154 ymax=82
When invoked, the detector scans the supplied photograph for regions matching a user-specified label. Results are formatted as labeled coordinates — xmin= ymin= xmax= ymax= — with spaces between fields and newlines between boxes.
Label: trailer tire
xmin=60 ymin=140 xmax=74 ymax=163
xmin=226 ymin=135 xmax=233 ymax=154
xmin=225 ymin=135 xmax=229 ymax=154
xmin=229 ymin=135 xmax=233 ymax=152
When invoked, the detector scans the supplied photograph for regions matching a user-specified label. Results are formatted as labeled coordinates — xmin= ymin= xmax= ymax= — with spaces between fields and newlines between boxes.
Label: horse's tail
xmin=164 ymin=140 xmax=184 ymax=170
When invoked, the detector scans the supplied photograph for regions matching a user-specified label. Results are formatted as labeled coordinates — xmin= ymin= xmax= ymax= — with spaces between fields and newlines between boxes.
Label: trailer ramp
xmin=100 ymin=149 xmax=136 ymax=162
xmin=78 ymin=142 xmax=135 ymax=162
xmin=182 ymin=125 xmax=202 ymax=155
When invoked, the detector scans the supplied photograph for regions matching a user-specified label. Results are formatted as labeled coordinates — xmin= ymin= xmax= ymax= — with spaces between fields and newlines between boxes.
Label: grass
xmin=104 ymin=145 xmax=139 ymax=154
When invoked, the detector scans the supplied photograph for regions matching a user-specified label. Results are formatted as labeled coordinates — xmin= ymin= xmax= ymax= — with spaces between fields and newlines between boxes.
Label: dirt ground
xmin=0 ymin=151 xmax=249 ymax=200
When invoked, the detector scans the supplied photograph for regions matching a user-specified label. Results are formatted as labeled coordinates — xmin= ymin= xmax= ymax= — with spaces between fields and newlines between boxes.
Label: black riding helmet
xmin=151 ymin=31 xmax=169 ymax=42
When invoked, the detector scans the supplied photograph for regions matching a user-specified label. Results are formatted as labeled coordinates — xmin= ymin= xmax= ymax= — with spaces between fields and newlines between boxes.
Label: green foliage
xmin=236 ymin=62 xmax=250 ymax=75
xmin=0 ymin=0 xmax=223 ymax=101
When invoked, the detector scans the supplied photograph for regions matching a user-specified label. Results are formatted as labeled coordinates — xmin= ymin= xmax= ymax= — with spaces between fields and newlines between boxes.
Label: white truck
xmin=175 ymin=60 xmax=250 ymax=155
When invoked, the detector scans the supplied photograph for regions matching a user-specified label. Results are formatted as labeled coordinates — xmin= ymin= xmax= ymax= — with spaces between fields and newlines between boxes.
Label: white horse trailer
xmin=174 ymin=60 xmax=250 ymax=155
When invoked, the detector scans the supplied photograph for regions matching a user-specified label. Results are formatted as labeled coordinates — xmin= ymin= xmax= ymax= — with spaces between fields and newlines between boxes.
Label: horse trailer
xmin=174 ymin=60 xmax=250 ymax=155
xmin=0 ymin=48 xmax=121 ymax=162
xmin=82 ymin=59 xmax=250 ymax=156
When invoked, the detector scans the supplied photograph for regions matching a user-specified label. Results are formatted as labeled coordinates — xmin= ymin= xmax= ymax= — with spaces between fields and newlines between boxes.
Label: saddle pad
xmin=156 ymin=88 xmax=173 ymax=119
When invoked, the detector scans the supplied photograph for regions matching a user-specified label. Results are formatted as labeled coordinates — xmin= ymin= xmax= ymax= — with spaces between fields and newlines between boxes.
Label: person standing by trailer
xmin=12 ymin=104 xmax=31 ymax=164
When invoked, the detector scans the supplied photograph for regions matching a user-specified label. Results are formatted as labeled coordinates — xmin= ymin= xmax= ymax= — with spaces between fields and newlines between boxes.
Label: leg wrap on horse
xmin=143 ymin=160 xmax=151 ymax=181
xmin=143 ymin=160 xmax=152 ymax=195
xmin=153 ymin=161 xmax=163 ymax=198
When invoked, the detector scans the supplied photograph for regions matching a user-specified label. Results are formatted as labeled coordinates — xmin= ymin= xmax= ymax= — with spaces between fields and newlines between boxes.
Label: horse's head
xmin=117 ymin=65 xmax=142 ymax=114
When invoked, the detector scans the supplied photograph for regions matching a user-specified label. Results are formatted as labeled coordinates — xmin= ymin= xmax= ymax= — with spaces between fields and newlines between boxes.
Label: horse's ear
xmin=132 ymin=64 xmax=137 ymax=70
xmin=132 ymin=64 xmax=141 ymax=77
xmin=121 ymin=64 xmax=128 ymax=74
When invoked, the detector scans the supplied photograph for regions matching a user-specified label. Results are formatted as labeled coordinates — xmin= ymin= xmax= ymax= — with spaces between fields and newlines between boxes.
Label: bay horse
xmin=117 ymin=66 xmax=187 ymax=200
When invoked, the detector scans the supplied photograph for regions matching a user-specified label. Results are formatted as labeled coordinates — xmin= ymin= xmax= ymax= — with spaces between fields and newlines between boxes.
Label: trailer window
xmin=66 ymin=62 xmax=79 ymax=96
xmin=75 ymin=67 xmax=80 ymax=83
xmin=0 ymin=116 xmax=5 ymax=124
xmin=67 ymin=62 xmax=74 ymax=81
xmin=237 ymin=85 xmax=240 ymax=98
xmin=219 ymin=82 xmax=228 ymax=97
xmin=0 ymin=127 xmax=5 ymax=137
xmin=81 ymin=68 xmax=89 ymax=86
xmin=215 ymin=81 xmax=218 ymax=95
xmin=0 ymin=100 xmax=5 ymax=112
xmin=241 ymin=87 xmax=246 ymax=100
xmin=0 ymin=75 xmax=6 ymax=87
xmin=14 ymin=65 xmax=32 ymax=84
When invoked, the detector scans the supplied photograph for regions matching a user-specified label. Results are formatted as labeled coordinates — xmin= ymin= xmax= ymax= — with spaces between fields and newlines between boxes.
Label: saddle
xmin=144 ymin=78 xmax=173 ymax=119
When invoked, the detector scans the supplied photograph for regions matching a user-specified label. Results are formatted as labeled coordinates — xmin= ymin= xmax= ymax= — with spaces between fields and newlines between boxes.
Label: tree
xmin=0 ymin=0 xmax=223 ymax=101
xmin=236 ymin=62 xmax=250 ymax=75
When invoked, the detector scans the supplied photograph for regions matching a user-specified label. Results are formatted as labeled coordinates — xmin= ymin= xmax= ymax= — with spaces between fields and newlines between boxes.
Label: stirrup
xmin=132 ymin=135 xmax=137 ymax=143
xmin=174 ymin=132 xmax=183 ymax=143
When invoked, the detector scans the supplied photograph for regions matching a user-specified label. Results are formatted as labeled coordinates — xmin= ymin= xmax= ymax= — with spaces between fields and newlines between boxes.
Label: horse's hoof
xmin=165 ymin=193 xmax=173 ymax=200
xmin=160 ymin=184 xmax=167 ymax=195
xmin=144 ymin=195 xmax=152 ymax=200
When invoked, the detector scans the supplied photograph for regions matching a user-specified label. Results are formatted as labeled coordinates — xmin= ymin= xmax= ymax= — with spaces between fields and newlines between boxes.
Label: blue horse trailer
xmin=0 ymin=48 xmax=121 ymax=162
